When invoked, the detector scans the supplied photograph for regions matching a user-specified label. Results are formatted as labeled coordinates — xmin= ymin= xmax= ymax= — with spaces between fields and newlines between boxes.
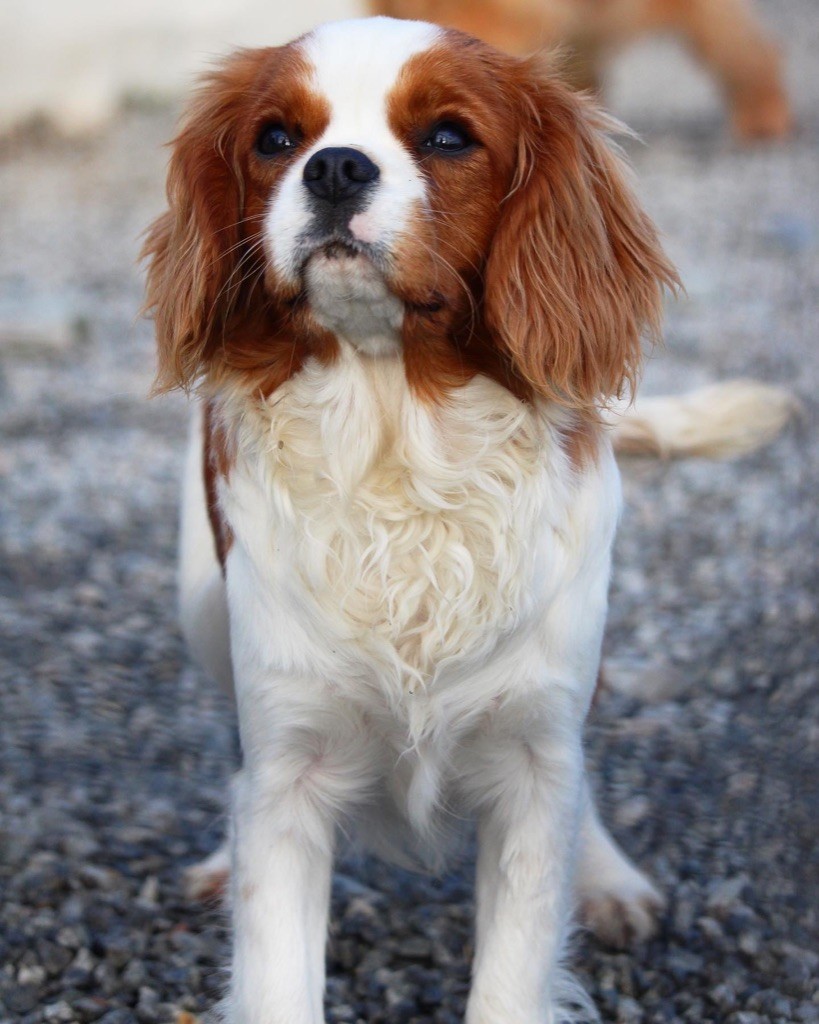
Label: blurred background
xmin=0 ymin=2 xmax=816 ymax=1023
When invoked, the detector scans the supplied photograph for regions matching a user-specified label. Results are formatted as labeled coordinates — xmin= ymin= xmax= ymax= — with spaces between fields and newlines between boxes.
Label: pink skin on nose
xmin=348 ymin=213 xmax=381 ymax=245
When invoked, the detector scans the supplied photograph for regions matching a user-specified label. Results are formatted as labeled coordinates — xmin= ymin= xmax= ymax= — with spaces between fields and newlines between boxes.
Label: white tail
xmin=607 ymin=380 xmax=798 ymax=459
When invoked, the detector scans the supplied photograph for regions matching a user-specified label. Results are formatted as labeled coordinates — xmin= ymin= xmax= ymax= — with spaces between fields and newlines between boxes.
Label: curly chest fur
xmin=220 ymin=349 xmax=575 ymax=685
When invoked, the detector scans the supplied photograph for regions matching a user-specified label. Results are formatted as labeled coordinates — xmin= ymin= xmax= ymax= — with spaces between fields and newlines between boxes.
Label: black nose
xmin=302 ymin=147 xmax=380 ymax=205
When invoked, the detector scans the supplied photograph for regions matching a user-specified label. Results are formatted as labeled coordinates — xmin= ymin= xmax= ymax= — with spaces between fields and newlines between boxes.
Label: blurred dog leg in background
xmin=373 ymin=0 xmax=792 ymax=140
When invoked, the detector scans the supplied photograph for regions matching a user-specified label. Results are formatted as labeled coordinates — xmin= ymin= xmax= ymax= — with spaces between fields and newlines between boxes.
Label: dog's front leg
xmin=466 ymin=734 xmax=583 ymax=1024
xmin=226 ymin=760 xmax=334 ymax=1024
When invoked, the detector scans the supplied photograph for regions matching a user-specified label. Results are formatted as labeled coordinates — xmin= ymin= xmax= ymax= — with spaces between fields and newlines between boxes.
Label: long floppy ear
xmin=141 ymin=50 xmax=272 ymax=393
xmin=484 ymin=59 xmax=679 ymax=410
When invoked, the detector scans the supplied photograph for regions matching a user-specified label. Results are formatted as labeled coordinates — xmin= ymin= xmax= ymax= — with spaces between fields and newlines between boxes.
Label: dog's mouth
xmin=298 ymin=232 xmax=380 ymax=273
xmin=317 ymin=239 xmax=362 ymax=261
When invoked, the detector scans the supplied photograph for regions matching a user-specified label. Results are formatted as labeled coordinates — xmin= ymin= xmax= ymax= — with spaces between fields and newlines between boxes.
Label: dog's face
xmin=260 ymin=19 xmax=517 ymax=359
xmin=144 ymin=17 xmax=676 ymax=408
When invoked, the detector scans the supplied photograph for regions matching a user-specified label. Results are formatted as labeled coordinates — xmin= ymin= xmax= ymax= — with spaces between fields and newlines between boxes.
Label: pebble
xmin=42 ymin=1002 xmax=73 ymax=1023
xmin=73 ymin=998 xmax=108 ymax=1022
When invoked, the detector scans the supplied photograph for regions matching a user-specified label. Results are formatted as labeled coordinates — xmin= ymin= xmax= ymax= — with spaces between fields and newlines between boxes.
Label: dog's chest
xmin=226 ymin=353 xmax=558 ymax=684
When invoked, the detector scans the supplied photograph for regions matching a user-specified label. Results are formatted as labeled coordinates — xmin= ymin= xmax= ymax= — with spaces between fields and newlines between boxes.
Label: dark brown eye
xmin=256 ymin=124 xmax=296 ymax=156
xmin=421 ymin=121 xmax=473 ymax=154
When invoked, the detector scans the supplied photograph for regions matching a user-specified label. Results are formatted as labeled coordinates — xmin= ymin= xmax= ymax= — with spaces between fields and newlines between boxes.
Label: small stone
xmin=36 ymin=939 xmax=74 ymax=977
xmin=614 ymin=796 xmax=652 ymax=828
xmin=98 ymin=1010 xmax=138 ymax=1024
xmin=78 ymin=865 xmax=120 ymax=891
xmin=17 ymin=965 xmax=47 ymax=987
xmin=780 ymin=942 xmax=819 ymax=972
xmin=706 ymin=876 xmax=749 ymax=914
xmin=738 ymin=930 xmax=761 ymax=956
xmin=0 ymin=985 xmax=42 ymax=1015
xmin=122 ymin=961 xmax=147 ymax=989
xmin=697 ymin=916 xmax=725 ymax=943
xmin=43 ymin=1000 xmax=74 ymax=1023
xmin=666 ymin=948 xmax=705 ymax=983
xmin=56 ymin=927 xmax=85 ymax=950
xmin=74 ymin=997 xmax=108 ymax=1022
xmin=327 ymin=1006 xmax=358 ymax=1023
xmin=708 ymin=983 xmax=737 ymax=1011
xmin=617 ymin=995 xmax=644 ymax=1022
xmin=137 ymin=876 xmax=159 ymax=905
xmin=394 ymin=937 xmax=433 ymax=960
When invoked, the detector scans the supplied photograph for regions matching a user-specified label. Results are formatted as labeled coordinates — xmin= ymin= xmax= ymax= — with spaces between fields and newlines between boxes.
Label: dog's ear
xmin=142 ymin=50 xmax=271 ymax=393
xmin=484 ymin=59 xmax=679 ymax=410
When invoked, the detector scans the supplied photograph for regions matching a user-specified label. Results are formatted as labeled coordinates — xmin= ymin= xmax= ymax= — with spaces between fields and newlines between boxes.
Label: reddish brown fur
xmin=482 ymin=59 xmax=679 ymax=414
xmin=386 ymin=39 xmax=531 ymax=402
xmin=143 ymin=26 xmax=677 ymax=478
xmin=202 ymin=401 xmax=234 ymax=571
xmin=387 ymin=35 xmax=678 ymax=426
xmin=373 ymin=0 xmax=792 ymax=141
xmin=141 ymin=44 xmax=338 ymax=397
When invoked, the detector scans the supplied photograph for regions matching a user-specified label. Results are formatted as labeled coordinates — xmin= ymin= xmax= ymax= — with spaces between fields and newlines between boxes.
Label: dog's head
xmin=143 ymin=17 xmax=677 ymax=410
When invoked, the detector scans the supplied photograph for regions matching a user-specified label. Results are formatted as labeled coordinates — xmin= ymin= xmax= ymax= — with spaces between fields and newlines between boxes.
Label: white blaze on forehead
xmin=265 ymin=18 xmax=441 ymax=287
xmin=303 ymin=17 xmax=441 ymax=135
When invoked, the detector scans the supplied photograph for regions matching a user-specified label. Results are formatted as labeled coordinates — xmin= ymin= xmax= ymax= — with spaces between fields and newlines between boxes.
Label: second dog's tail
xmin=607 ymin=380 xmax=798 ymax=459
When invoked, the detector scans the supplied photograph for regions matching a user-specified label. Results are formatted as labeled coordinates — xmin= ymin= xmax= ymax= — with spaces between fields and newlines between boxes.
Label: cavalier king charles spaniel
xmin=143 ymin=16 xmax=792 ymax=1022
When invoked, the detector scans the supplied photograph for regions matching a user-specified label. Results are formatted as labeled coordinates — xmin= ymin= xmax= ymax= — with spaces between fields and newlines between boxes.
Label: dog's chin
xmin=303 ymin=242 xmax=404 ymax=355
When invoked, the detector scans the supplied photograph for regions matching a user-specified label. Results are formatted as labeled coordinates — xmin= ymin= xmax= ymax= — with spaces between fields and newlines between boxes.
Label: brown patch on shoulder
xmin=200 ymin=314 xmax=339 ymax=573
xmin=203 ymin=401 xmax=235 ymax=572
xmin=561 ymin=415 xmax=603 ymax=471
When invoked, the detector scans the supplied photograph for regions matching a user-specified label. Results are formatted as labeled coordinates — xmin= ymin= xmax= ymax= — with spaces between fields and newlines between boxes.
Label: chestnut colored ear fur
xmin=141 ymin=50 xmax=273 ymax=393
xmin=484 ymin=59 xmax=679 ymax=411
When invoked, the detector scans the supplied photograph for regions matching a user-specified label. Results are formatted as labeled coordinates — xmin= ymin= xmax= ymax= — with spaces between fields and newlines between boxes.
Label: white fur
xmin=265 ymin=18 xmax=439 ymax=292
xmin=607 ymin=379 xmax=798 ymax=459
xmin=188 ymin=339 xmax=623 ymax=1023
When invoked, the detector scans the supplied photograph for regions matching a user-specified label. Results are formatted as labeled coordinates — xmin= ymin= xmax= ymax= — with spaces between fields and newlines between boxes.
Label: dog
xmin=143 ymin=16 xmax=794 ymax=1021
xmin=372 ymin=0 xmax=793 ymax=141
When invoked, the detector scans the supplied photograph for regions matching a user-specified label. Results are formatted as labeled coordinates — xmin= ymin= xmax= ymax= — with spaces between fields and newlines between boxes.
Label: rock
xmin=0 ymin=985 xmax=42 ymax=1015
xmin=706 ymin=876 xmax=749 ymax=914
xmin=43 ymin=1001 xmax=75 ymax=1023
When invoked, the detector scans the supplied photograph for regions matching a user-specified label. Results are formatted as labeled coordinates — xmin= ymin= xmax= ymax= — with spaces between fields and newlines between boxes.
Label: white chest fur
xmin=219 ymin=346 xmax=596 ymax=695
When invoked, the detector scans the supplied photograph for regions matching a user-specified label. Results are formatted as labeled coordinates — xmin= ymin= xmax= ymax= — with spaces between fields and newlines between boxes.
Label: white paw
xmin=182 ymin=842 xmax=230 ymax=902
xmin=579 ymin=864 xmax=665 ymax=947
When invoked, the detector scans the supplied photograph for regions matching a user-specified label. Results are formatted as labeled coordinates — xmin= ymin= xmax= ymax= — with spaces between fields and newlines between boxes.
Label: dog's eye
xmin=421 ymin=122 xmax=473 ymax=154
xmin=256 ymin=124 xmax=296 ymax=156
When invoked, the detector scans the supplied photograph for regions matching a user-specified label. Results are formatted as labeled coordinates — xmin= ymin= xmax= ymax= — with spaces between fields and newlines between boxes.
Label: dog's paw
xmin=579 ymin=867 xmax=665 ymax=948
xmin=732 ymin=89 xmax=793 ymax=143
xmin=182 ymin=842 xmax=230 ymax=902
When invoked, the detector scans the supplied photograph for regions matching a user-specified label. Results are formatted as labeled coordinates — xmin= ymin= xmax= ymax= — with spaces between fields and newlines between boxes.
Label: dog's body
xmin=374 ymin=0 xmax=792 ymax=141
xmin=144 ymin=17 xmax=791 ymax=1022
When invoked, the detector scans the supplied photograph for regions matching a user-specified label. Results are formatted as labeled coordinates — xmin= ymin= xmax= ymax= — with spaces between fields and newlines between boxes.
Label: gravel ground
xmin=1 ymin=3 xmax=817 ymax=1022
